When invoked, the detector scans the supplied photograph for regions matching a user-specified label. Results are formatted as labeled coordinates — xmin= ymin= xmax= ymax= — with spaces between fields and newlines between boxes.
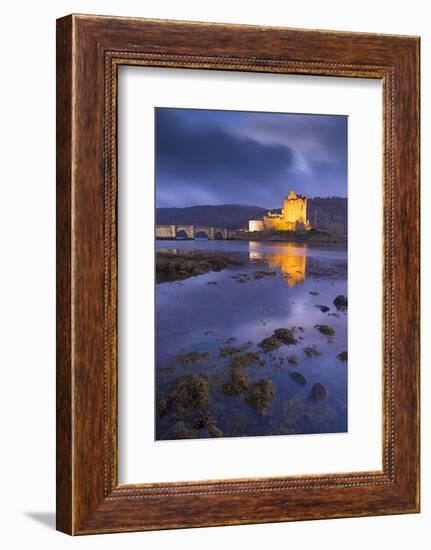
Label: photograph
xmin=155 ymin=107 xmax=348 ymax=441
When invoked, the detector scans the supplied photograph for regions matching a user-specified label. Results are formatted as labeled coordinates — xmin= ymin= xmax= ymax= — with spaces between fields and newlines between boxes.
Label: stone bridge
xmin=156 ymin=225 xmax=231 ymax=240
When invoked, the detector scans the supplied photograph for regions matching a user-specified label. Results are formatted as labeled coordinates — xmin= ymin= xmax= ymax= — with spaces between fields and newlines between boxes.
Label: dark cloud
xmin=156 ymin=108 xmax=294 ymax=179
xmin=155 ymin=108 xmax=347 ymax=208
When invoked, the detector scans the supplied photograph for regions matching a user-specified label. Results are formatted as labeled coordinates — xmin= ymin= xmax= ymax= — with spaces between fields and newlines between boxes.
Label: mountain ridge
xmin=156 ymin=197 xmax=347 ymax=234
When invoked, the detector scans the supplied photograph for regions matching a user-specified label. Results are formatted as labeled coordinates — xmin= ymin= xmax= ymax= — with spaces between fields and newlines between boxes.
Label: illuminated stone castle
xmin=249 ymin=190 xmax=311 ymax=232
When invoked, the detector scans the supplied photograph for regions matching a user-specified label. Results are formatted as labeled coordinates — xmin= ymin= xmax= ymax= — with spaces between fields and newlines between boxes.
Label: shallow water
xmin=155 ymin=240 xmax=347 ymax=441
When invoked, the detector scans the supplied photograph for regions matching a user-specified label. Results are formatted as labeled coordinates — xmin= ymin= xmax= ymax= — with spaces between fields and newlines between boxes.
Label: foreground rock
xmin=158 ymin=373 xmax=210 ymax=418
xmin=221 ymin=366 xmax=250 ymax=396
xmin=254 ymin=270 xmax=276 ymax=280
xmin=333 ymin=295 xmax=348 ymax=310
xmin=337 ymin=351 xmax=348 ymax=361
xmin=308 ymin=383 xmax=328 ymax=401
xmin=315 ymin=305 xmax=330 ymax=313
xmin=314 ymin=324 xmax=335 ymax=336
xmin=174 ymin=425 xmax=198 ymax=439
xmin=287 ymin=354 xmax=299 ymax=366
xmin=220 ymin=352 xmax=264 ymax=396
xmin=175 ymin=351 xmax=210 ymax=366
xmin=289 ymin=371 xmax=308 ymax=385
xmin=303 ymin=345 xmax=322 ymax=358
xmin=246 ymin=378 xmax=275 ymax=413
xmin=258 ymin=328 xmax=298 ymax=352
xmin=156 ymin=251 xmax=244 ymax=283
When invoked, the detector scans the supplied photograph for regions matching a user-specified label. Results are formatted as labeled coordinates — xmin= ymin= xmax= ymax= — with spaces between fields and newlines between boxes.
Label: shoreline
xmin=157 ymin=230 xmax=346 ymax=245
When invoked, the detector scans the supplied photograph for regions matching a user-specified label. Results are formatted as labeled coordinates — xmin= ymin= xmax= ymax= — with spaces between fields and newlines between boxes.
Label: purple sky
xmin=155 ymin=108 xmax=347 ymax=209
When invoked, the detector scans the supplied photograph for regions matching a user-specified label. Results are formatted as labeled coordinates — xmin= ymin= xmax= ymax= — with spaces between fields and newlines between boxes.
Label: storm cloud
xmin=155 ymin=108 xmax=347 ymax=208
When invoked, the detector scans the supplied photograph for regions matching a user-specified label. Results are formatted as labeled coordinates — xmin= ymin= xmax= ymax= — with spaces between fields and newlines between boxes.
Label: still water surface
xmin=155 ymin=240 xmax=347 ymax=440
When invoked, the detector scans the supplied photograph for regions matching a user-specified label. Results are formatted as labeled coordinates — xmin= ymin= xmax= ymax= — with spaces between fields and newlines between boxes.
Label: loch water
xmin=155 ymin=240 xmax=348 ymax=441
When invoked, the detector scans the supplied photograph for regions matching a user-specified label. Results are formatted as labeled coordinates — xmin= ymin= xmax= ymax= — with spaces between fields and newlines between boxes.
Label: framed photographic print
xmin=56 ymin=14 xmax=420 ymax=534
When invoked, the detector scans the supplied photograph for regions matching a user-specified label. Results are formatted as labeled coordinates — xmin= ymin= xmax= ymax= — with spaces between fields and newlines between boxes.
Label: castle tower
xmin=282 ymin=190 xmax=308 ymax=227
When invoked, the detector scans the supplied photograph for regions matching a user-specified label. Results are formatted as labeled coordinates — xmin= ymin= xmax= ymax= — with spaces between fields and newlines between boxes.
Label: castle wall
xmin=263 ymin=215 xmax=296 ymax=231
xmin=249 ymin=220 xmax=264 ymax=232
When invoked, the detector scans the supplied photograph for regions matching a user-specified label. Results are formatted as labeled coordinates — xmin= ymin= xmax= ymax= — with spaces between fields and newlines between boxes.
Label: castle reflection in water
xmin=248 ymin=242 xmax=307 ymax=288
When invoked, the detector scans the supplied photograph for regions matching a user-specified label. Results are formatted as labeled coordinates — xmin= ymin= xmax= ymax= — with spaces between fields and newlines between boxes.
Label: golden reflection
xmin=249 ymin=242 xmax=307 ymax=287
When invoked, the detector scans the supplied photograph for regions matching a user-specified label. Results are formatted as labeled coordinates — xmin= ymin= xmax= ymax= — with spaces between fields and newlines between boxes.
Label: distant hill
xmin=308 ymin=197 xmax=347 ymax=236
xmin=156 ymin=198 xmax=347 ymax=234
xmin=156 ymin=204 xmax=267 ymax=230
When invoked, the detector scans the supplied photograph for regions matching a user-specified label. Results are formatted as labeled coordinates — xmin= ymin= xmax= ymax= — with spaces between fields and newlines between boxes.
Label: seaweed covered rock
xmin=314 ymin=324 xmax=335 ymax=336
xmin=308 ymin=382 xmax=328 ymax=401
xmin=221 ymin=366 xmax=250 ymax=396
xmin=258 ymin=336 xmax=282 ymax=352
xmin=175 ymin=351 xmax=210 ymax=365
xmin=207 ymin=424 xmax=224 ymax=438
xmin=159 ymin=373 xmax=210 ymax=419
xmin=192 ymin=413 xmax=224 ymax=438
xmin=303 ymin=345 xmax=322 ymax=358
xmin=273 ymin=328 xmax=297 ymax=345
xmin=315 ymin=305 xmax=330 ymax=313
xmin=337 ymin=351 xmax=348 ymax=361
xmin=156 ymin=251 xmax=244 ymax=283
xmin=173 ymin=425 xmax=198 ymax=439
xmin=231 ymin=352 xmax=264 ymax=369
xmin=333 ymin=295 xmax=348 ymax=310
xmin=258 ymin=327 xmax=298 ymax=352
xmin=221 ymin=352 xmax=265 ymax=396
xmin=219 ymin=342 xmax=253 ymax=358
xmin=246 ymin=378 xmax=276 ymax=413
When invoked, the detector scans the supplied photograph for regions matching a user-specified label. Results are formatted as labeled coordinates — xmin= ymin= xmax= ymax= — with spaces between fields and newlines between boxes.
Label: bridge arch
xmin=195 ymin=230 xmax=210 ymax=239
xmin=175 ymin=225 xmax=194 ymax=239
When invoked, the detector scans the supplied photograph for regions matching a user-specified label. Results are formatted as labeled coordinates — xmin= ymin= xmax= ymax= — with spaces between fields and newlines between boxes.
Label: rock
xmin=246 ymin=378 xmax=275 ymax=413
xmin=337 ymin=351 xmax=348 ymax=361
xmin=314 ymin=324 xmax=335 ymax=336
xmin=258 ymin=336 xmax=282 ymax=352
xmin=273 ymin=328 xmax=297 ymax=345
xmin=163 ymin=373 xmax=210 ymax=418
xmin=309 ymin=291 xmax=320 ymax=296
xmin=289 ymin=371 xmax=308 ymax=385
xmin=220 ymin=341 xmax=253 ymax=358
xmin=287 ymin=354 xmax=298 ymax=366
xmin=220 ymin=366 xmax=250 ymax=396
xmin=308 ymin=383 xmax=328 ymax=401
xmin=174 ymin=425 xmax=198 ymax=439
xmin=207 ymin=424 xmax=223 ymax=438
xmin=315 ymin=305 xmax=330 ymax=313
xmin=231 ymin=352 xmax=264 ymax=369
xmin=333 ymin=295 xmax=348 ymax=310
xmin=157 ymin=396 xmax=169 ymax=417
xmin=254 ymin=270 xmax=276 ymax=279
xmin=175 ymin=351 xmax=210 ymax=365
xmin=303 ymin=346 xmax=322 ymax=358
xmin=231 ymin=274 xmax=250 ymax=283
xmin=279 ymin=427 xmax=296 ymax=435
xmin=258 ymin=328 xmax=298 ymax=352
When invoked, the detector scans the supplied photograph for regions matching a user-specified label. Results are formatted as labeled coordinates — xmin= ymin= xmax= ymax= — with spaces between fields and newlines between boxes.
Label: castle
xmin=249 ymin=190 xmax=311 ymax=232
